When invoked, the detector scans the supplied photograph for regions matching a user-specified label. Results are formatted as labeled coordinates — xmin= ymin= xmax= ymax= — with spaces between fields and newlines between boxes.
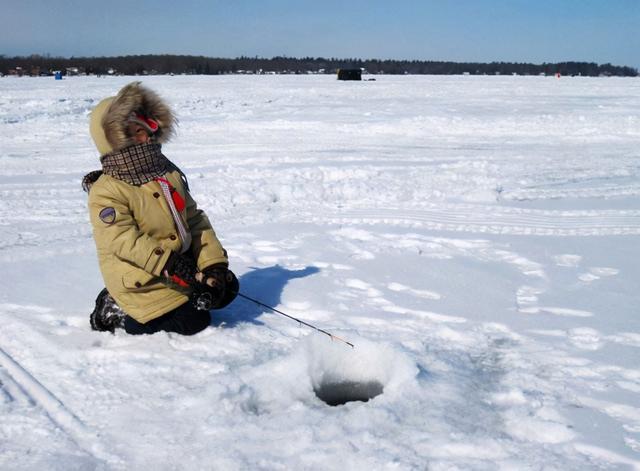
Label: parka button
xmin=154 ymin=248 xmax=164 ymax=255
xmin=170 ymin=235 xmax=177 ymax=241
xmin=153 ymin=192 xmax=160 ymax=198
xmin=135 ymin=281 xmax=142 ymax=288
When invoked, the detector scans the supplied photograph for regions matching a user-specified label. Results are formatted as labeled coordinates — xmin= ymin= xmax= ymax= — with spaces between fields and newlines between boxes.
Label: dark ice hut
xmin=337 ymin=69 xmax=362 ymax=81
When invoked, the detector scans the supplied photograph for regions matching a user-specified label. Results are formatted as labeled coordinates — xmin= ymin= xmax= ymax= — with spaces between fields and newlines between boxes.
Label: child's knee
xmin=181 ymin=309 xmax=211 ymax=335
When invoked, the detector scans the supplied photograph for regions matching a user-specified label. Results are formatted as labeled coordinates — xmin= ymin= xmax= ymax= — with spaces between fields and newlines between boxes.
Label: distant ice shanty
xmin=337 ymin=68 xmax=362 ymax=81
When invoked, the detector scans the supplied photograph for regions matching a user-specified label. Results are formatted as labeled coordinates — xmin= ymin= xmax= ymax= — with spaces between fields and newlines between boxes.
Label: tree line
xmin=1 ymin=54 xmax=637 ymax=77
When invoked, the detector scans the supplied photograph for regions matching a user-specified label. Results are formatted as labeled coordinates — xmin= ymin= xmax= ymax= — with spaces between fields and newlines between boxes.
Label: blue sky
xmin=2 ymin=0 xmax=639 ymax=67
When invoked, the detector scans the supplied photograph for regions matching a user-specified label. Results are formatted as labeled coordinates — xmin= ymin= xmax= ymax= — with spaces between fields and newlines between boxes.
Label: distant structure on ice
xmin=337 ymin=69 xmax=362 ymax=81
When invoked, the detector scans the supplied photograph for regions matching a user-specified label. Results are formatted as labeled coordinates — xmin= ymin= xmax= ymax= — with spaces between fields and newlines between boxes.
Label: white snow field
xmin=1 ymin=74 xmax=639 ymax=470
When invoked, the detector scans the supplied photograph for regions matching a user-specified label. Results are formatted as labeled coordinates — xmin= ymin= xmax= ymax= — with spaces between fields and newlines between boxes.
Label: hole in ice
xmin=305 ymin=335 xmax=416 ymax=407
xmin=314 ymin=379 xmax=383 ymax=406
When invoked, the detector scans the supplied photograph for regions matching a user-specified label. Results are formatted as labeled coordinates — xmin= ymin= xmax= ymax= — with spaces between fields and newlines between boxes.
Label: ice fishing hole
xmin=314 ymin=379 xmax=384 ymax=406
xmin=305 ymin=335 xmax=416 ymax=407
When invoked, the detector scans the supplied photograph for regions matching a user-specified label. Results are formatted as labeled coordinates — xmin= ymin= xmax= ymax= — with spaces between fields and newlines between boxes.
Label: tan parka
xmin=88 ymin=83 xmax=228 ymax=323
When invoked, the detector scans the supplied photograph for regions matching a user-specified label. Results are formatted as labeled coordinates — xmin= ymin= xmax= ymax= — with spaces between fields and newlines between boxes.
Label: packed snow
xmin=1 ymin=74 xmax=639 ymax=470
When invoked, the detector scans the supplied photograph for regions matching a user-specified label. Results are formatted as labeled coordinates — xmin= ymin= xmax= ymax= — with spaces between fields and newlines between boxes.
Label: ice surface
xmin=0 ymin=75 xmax=639 ymax=470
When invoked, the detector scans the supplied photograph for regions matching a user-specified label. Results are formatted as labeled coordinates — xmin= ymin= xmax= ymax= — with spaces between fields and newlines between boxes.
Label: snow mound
xmin=304 ymin=334 xmax=417 ymax=406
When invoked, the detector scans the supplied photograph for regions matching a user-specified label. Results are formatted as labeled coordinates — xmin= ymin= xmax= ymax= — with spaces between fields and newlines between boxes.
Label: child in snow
xmin=83 ymin=82 xmax=238 ymax=335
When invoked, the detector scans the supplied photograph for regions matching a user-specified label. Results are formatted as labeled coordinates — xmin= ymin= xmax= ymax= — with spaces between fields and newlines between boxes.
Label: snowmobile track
xmin=0 ymin=344 xmax=121 ymax=466
xmin=313 ymin=206 xmax=640 ymax=236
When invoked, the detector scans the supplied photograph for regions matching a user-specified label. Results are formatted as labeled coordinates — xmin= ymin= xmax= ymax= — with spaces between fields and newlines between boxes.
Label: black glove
xmin=162 ymin=252 xmax=198 ymax=287
xmin=202 ymin=264 xmax=236 ymax=289
xmin=193 ymin=264 xmax=239 ymax=310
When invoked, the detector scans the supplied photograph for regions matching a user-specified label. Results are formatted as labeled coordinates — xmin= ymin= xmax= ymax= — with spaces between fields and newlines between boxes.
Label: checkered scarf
xmin=100 ymin=143 xmax=170 ymax=186
xmin=82 ymin=143 xmax=190 ymax=192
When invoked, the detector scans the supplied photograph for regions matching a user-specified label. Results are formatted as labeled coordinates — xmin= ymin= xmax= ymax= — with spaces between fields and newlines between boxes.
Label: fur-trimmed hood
xmin=89 ymin=82 xmax=176 ymax=155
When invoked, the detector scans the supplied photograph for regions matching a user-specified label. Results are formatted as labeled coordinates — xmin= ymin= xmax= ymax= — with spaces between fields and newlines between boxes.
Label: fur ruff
xmin=102 ymin=82 xmax=176 ymax=152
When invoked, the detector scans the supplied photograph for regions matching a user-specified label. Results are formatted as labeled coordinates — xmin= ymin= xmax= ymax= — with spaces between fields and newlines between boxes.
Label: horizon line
xmin=2 ymin=53 xmax=637 ymax=70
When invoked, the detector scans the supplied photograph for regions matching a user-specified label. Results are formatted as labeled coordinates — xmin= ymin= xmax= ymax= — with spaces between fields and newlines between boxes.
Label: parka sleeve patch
xmin=98 ymin=207 xmax=117 ymax=225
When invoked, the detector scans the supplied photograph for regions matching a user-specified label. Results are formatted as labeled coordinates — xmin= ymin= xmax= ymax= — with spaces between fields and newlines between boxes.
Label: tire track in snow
xmin=311 ymin=206 xmax=640 ymax=236
xmin=0 ymin=362 xmax=32 ymax=406
xmin=0 ymin=226 xmax=92 ymax=251
xmin=0 ymin=344 xmax=121 ymax=467
xmin=0 ymin=182 xmax=84 ymax=216
xmin=506 ymin=184 xmax=640 ymax=201
xmin=0 ymin=181 xmax=91 ymax=258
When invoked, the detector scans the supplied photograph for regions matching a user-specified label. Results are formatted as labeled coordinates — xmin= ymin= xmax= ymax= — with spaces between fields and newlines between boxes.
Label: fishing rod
xmin=195 ymin=273 xmax=354 ymax=348
xmin=237 ymin=293 xmax=355 ymax=349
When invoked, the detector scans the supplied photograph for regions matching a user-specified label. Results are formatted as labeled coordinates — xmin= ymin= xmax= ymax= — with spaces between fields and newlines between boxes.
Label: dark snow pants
xmin=124 ymin=302 xmax=211 ymax=336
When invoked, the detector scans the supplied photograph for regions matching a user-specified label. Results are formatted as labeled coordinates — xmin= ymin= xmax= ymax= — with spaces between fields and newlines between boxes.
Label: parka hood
xmin=89 ymin=82 xmax=176 ymax=155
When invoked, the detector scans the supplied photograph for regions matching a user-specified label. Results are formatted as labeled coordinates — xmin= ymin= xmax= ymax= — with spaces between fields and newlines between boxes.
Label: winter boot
xmin=90 ymin=288 xmax=126 ymax=333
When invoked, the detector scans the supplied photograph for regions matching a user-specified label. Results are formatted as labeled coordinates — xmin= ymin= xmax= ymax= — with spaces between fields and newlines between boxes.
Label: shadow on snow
xmin=211 ymin=264 xmax=320 ymax=328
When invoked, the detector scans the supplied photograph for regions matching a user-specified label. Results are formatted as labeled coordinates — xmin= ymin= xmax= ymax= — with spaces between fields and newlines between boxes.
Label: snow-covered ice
xmin=1 ymin=74 xmax=639 ymax=469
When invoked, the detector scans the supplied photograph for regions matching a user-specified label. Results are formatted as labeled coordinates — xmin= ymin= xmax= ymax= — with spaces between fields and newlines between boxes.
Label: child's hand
xmin=200 ymin=265 xmax=236 ymax=288
xmin=163 ymin=252 xmax=198 ymax=287
xmin=195 ymin=265 xmax=239 ymax=309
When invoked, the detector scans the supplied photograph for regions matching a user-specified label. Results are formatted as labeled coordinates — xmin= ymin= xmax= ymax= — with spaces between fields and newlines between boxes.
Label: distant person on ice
xmin=82 ymin=82 xmax=238 ymax=335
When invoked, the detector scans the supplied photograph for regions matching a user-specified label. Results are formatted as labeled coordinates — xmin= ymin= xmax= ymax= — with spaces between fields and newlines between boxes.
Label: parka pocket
xmin=122 ymin=267 xmax=157 ymax=290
